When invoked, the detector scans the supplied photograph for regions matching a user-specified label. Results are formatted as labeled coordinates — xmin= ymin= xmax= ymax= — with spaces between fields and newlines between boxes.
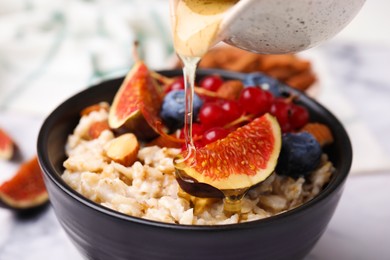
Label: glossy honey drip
xmin=171 ymin=0 xmax=243 ymax=215
xmin=222 ymin=188 xmax=249 ymax=216
xmin=179 ymin=55 xmax=200 ymax=158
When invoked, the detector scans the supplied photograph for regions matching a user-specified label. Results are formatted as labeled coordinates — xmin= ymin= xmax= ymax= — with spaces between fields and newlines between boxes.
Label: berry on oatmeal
xmin=276 ymin=132 xmax=322 ymax=178
xmin=160 ymin=90 xmax=203 ymax=131
xmin=243 ymin=72 xmax=283 ymax=97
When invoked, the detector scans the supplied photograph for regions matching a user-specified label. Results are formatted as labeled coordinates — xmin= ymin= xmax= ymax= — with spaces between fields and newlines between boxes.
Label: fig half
xmin=0 ymin=157 xmax=49 ymax=209
xmin=175 ymin=114 xmax=281 ymax=191
xmin=108 ymin=61 xmax=163 ymax=140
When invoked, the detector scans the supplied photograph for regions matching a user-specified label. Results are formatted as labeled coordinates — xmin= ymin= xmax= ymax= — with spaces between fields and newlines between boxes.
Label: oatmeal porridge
xmin=62 ymin=105 xmax=333 ymax=225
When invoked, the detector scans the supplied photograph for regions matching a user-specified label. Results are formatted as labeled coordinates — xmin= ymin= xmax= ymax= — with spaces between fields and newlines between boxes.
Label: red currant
xmin=200 ymin=75 xmax=223 ymax=92
xmin=202 ymin=127 xmax=230 ymax=145
xmin=290 ymin=104 xmax=309 ymax=129
xmin=238 ymin=87 xmax=273 ymax=116
xmin=220 ymin=100 xmax=243 ymax=123
xmin=165 ymin=77 xmax=184 ymax=93
xmin=179 ymin=123 xmax=204 ymax=139
xmin=179 ymin=123 xmax=205 ymax=150
xmin=198 ymin=103 xmax=228 ymax=128
xmin=270 ymin=99 xmax=292 ymax=133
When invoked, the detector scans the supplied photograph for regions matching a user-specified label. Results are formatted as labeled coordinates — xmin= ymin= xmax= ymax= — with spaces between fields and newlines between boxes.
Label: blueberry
xmin=276 ymin=132 xmax=322 ymax=178
xmin=243 ymin=72 xmax=285 ymax=97
xmin=160 ymin=90 xmax=203 ymax=131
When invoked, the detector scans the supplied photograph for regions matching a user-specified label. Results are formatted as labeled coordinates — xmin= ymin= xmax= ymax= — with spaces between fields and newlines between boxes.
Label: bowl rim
xmin=37 ymin=68 xmax=353 ymax=231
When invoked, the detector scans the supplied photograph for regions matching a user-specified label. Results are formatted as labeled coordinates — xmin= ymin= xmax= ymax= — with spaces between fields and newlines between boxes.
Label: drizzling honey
xmin=171 ymin=0 xmax=239 ymax=57
xmin=170 ymin=0 xmax=242 ymax=215
xmin=170 ymin=0 xmax=238 ymax=153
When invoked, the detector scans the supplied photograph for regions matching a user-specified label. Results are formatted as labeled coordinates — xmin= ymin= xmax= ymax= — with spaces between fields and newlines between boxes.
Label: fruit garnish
xmin=220 ymin=100 xmax=243 ymax=123
xmin=178 ymin=123 xmax=205 ymax=149
xmin=270 ymin=98 xmax=293 ymax=132
xmin=164 ymin=76 xmax=185 ymax=93
xmin=151 ymin=71 xmax=223 ymax=100
xmin=276 ymin=132 xmax=322 ymax=178
xmin=0 ymin=157 xmax=48 ymax=209
xmin=290 ymin=104 xmax=309 ymax=129
xmin=243 ymin=72 xmax=283 ymax=97
xmin=160 ymin=90 xmax=203 ymax=131
xmin=201 ymin=127 xmax=230 ymax=146
xmin=108 ymin=61 xmax=163 ymax=140
xmin=270 ymin=98 xmax=310 ymax=132
xmin=239 ymin=87 xmax=273 ymax=116
xmin=199 ymin=102 xmax=229 ymax=128
xmin=175 ymin=113 xmax=281 ymax=190
xmin=199 ymin=75 xmax=223 ymax=92
xmin=0 ymin=128 xmax=14 ymax=160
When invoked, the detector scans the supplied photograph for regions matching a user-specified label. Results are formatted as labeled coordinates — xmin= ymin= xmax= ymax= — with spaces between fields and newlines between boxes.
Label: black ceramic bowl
xmin=37 ymin=69 xmax=352 ymax=260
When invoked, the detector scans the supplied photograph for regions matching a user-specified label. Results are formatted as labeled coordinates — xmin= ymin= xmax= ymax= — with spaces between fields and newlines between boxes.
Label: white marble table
xmin=1 ymin=0 xmax=390 ymax=259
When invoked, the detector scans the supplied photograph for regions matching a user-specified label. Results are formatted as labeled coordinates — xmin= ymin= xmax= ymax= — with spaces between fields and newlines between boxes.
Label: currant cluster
xmin=161 ymin=74 xmax=310 ymax=148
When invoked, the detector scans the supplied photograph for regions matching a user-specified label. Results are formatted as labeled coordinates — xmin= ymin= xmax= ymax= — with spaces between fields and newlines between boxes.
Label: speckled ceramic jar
xmin=220 ymin=0 xmax=366 ymax=53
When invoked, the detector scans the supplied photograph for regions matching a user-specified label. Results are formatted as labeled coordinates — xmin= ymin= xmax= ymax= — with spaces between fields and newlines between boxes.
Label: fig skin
xmin=176 ymin=174 xmax=224 ymax=199
xmin=0 ymin=199 xmax=49 ymax=216
xmin=0 ymin=128 xmax=15 ymax=160
xmin=0 ymin=157 xmax=49 ymax=210
xmin=108 ymin=61 xmax=163 ymax=141
xmin=113 ymin=111 xmax=159 ymax=141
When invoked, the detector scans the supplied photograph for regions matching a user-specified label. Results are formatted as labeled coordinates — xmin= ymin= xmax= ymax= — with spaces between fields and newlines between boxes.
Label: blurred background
xmin=0 ymin=0 xmax=389 ymax=259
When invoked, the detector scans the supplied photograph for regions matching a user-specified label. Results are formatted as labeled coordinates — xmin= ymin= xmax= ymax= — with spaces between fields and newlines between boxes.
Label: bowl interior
xmin=37 ymin=69 xmax=352 ymax=228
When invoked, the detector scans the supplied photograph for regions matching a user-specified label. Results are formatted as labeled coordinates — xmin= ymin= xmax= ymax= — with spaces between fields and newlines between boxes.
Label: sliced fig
xmin=0 ymin=128 xmax=14 ymax=160
xmin=0 ymin=157 xmax=48 ymax=209
xmin=109 ymin=61 xmax=163 ymax=140
xmin=175 ymin=113 xmax=281 ymax=191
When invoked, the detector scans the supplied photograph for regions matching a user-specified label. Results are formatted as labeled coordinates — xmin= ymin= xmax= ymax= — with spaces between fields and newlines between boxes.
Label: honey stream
xmin=171 ymin=0 xmax=243 ymax=215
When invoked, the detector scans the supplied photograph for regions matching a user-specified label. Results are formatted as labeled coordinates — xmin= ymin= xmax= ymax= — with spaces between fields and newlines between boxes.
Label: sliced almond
xmin=105 ymin=133 xmax=140 ymax=166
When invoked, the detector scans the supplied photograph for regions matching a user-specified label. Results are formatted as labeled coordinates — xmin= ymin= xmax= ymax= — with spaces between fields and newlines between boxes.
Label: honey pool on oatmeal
xmin=62 ymin=105 xmax=334 ymax=225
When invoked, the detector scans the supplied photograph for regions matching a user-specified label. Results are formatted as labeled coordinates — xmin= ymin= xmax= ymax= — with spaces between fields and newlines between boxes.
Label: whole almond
xmin=105 ymin=133 xmax=140 ymax=166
